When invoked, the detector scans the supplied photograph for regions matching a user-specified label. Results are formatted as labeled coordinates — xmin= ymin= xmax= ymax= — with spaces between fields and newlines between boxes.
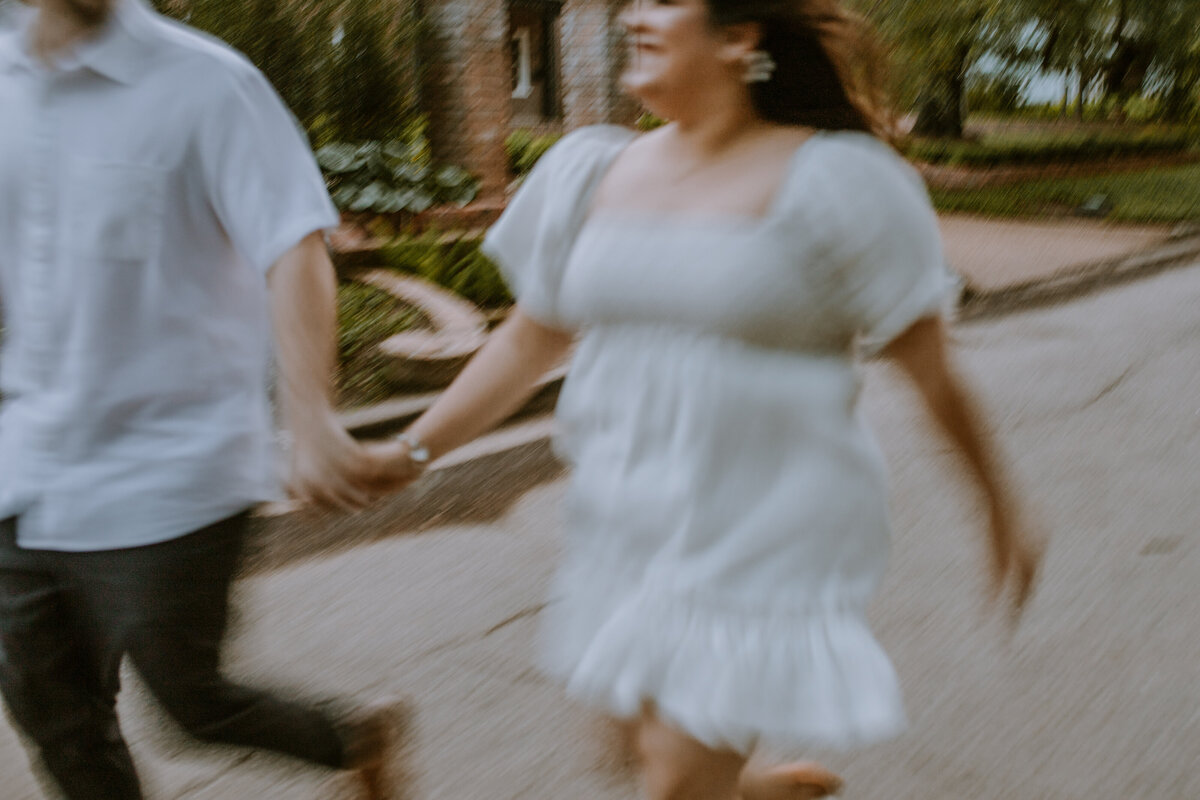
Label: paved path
xmin=6 ymin=260 xmax=1199 ymax=799
xmin=4 ymin=260 xmax=1195 ymax=796
xmin=939 ymin=214 xmax=1172 ymax=290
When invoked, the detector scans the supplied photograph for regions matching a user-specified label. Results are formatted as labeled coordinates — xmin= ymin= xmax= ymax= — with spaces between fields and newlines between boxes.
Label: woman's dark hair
xmin=703 ymin=0 xmax=895 ymax=139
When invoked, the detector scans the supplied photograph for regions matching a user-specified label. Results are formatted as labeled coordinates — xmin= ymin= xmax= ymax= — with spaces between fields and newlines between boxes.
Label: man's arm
xmin=267 ymin=231 xmax=378 ymax=510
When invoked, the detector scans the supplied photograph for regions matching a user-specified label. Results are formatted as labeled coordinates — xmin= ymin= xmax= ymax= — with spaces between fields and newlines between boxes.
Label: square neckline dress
xmin=483 ymin=125 xmax=951 ymax=756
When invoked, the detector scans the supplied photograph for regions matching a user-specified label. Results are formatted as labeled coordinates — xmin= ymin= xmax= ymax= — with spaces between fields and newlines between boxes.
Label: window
xmin=512 ymin=28 xmax=533 ymax=100
xmin=509 ymin=1 xmax=562 ymax=124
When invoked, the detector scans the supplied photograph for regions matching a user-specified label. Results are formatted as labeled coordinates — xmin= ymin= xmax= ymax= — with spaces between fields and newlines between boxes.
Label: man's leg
xmin=70 ymin=512 xmax=352 ymax=768
xmin=0 ymin=519 xmax=142 ymax=800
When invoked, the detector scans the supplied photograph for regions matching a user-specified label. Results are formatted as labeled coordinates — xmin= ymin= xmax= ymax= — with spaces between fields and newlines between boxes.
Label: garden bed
xmin=335 ymin=281 xmax=428 ymax=408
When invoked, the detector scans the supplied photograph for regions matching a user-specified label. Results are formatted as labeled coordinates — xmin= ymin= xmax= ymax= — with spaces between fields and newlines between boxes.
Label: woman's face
xmin=618 ymin=0 xmax=737 ymax=108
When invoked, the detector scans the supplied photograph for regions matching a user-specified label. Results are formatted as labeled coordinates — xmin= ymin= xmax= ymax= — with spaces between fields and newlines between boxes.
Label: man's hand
xmin=286 ymin=423 xmax=431 ymax=511
xmin=285 ymin=418 xmax=377 ymax=511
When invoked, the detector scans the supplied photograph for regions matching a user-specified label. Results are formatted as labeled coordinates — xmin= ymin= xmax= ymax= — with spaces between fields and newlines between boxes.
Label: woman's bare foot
xmin=739 ymin=760 xmax=843 ymax=800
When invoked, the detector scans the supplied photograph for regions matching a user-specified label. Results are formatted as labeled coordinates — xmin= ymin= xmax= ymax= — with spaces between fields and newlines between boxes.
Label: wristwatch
xmin=395 ymin=432 xmax=431 ymax=471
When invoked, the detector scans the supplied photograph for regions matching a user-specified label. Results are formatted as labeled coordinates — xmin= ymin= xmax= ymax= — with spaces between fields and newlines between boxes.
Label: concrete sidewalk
xmin=5 ymin=260 xmax=1199 ymax=799
xmin=940 ymin=214 xmax=1172 ymax=291
xmin=940 ymin=215 xmax=1200 ymax=318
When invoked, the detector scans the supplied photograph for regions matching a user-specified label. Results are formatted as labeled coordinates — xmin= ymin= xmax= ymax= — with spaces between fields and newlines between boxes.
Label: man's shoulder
xmin=142 ymin=10 xmax=266 ymax=96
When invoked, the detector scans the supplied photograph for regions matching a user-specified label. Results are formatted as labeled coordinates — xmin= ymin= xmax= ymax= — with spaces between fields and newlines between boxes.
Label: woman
xmin=382 ymin=0 xmax=1041 ymax=797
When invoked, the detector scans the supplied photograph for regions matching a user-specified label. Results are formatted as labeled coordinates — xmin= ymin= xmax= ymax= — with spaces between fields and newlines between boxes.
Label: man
xmin=0 ymin=0 xmax=410 ymax=796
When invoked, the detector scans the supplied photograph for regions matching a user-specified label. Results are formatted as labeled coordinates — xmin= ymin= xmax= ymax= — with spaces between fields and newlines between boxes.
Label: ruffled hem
xmin=539 ymin=585 xmax=907 ymax=756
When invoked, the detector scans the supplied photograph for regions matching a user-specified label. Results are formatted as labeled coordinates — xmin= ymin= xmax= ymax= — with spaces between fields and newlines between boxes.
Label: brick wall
xmin=424 ymin=0 xmax=639 ymax=199
xmin=424 ymin=0 xmax=512 ymax=199
xmin=560 ymin=0 xmax=640 ymax=129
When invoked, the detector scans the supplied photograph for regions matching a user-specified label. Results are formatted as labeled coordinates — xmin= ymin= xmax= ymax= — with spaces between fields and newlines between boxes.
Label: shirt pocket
xmin=64 ymin=159 xmax=166 ymax=263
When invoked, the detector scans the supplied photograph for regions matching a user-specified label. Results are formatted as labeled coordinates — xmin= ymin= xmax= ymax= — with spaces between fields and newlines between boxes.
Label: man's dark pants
xmin=0 ymin=512 xmax=349 ymax=799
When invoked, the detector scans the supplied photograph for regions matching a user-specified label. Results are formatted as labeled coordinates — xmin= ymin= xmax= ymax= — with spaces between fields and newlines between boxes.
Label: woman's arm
xmin=882 ymin=316 xmax=1041 ymax=618
xmin=372 ymin=308 xmax=574 ymax=479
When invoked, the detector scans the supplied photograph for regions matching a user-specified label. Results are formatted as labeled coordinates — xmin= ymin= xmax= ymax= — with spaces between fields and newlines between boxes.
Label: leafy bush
xmin=505 ymin=130 xmax=563 ymax=176
xmin=929 ymin=162 xmax=1200 ymax=223
xmin=336 ymin=281 xmax=426 ymax=407
xmin=505 ymin=115 xmax=664 ymax=176
xmin=636 ymin=113 xmax=667 ymax=131
xmin=318 ymin=122 xmax=478 ymax=215
xmin=380 ymin=234 xmax=512 ymax=309
xmin=905 ymin=129 xmax=1199 ymax=167
xmin=320 ymin=0 xmax=425 ymax=144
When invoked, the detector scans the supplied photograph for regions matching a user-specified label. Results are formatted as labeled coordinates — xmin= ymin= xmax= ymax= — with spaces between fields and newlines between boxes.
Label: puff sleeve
xmin=821 ymin=136 xmax=952 ymax=355
xmin=482 ymin=126 xmax=636 ymax=328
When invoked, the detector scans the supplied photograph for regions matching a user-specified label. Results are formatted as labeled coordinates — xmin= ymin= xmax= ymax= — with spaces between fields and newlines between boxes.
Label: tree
xmin=151 ymin=0 xmax=424 ymax=143
xmin=1011 ymin=0 xmax=1114 ymax=120
xmin=857 ymin=0 xmax=1028 ymax=138
xmin=1133 ymin=0 xmax=1200 ymax=121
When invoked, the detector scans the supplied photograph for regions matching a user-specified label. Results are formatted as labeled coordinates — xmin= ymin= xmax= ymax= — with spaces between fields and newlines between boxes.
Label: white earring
xmin=742 ymin=50 xmax=776 ymax=84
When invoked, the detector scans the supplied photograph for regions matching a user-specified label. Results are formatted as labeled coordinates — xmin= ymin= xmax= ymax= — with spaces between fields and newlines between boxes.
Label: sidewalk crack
xmin=483 ymin=603 xmax=548 ymax=638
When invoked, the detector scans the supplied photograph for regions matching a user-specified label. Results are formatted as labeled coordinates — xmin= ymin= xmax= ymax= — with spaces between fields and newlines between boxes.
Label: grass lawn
xmin=930 ymin=162 xmax=1200 ymax=223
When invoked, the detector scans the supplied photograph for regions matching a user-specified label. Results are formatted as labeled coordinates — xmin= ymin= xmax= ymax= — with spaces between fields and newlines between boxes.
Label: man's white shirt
xmin=0 ymin=0 xmax=339 ymax=550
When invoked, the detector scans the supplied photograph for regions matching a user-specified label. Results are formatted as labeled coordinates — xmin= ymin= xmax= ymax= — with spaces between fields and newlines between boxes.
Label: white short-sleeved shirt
xmin=0 ymin=0 xmax=339 ymax=550
xmin=484 ymin=127 xmax=951 ymax=755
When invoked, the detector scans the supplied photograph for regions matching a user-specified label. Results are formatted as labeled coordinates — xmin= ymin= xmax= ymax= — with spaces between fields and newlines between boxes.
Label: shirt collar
xmin=0 ymin=3 xmax=35 ymax=75
xmin=0 ymin=0 xmax=158 ymax=84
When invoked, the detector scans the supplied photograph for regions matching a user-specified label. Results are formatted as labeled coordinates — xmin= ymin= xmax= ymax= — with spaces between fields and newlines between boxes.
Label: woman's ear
xmin=717 ymin=21 xmax=764 ymax=65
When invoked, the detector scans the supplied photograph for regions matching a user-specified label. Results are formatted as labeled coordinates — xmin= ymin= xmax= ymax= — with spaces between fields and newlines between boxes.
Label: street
xmin=2 ymin=262 xmax=1199 ymax=799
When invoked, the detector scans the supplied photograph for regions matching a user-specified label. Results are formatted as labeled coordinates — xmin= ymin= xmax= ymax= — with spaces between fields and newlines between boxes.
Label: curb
xmin=955 ymin=224 xmax=1200 ymax=321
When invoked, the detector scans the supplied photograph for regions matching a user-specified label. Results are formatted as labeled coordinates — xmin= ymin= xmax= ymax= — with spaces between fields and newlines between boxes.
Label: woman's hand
xmin=358 ymin=436 xmax=430 ymax=496
xmin=985 ymin=499 xmax=1042 ymax=623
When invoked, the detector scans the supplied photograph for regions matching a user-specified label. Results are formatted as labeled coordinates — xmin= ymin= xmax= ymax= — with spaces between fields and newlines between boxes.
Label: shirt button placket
xmin=30 ymin=78 xmax=55 ymax=383
xmin=25 ymin=75 xmax=58 ymax=462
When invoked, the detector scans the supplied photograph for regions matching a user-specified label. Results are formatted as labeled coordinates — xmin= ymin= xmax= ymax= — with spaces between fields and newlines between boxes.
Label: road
xmin=2 ymin=262 xmax=1199 ymax=799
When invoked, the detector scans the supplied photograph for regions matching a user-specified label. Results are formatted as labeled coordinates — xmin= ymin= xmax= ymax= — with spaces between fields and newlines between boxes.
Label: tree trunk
xmin=912 ymin=41 xmax=972 ymax=139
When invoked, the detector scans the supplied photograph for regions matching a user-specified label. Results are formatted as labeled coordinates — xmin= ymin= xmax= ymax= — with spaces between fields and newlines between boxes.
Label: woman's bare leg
xmin=739 ymin=760 xmax=844 ymax=800
xmin=635 ymin=708 xmax=746 ymax=800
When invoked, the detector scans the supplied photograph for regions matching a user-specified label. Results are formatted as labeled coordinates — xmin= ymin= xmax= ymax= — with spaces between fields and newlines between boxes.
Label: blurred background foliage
xmin=141 ymin=0 xmax=1199 ymax=148
xmin=150 ymin=0 xmax=424 ymax=145
xmin=856 ymin=0 xmax=1200 ymax=137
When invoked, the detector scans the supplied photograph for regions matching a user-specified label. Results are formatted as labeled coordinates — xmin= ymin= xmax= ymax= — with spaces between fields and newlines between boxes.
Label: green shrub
xmin=966 ymin=74 xmax=1026 ymax=116
xmin=636 ymin=113 xmax=667 ymax=131
xmin=904 ymin=129 xmax=1199 ymax=167
xmin=929 ymin=162 xmax=1200 ymax=223
xmin=319 ymin=0 xmax=425 ymax=144
xmin=505 ymin=130 xmax=563 ymax=176
xmin=317 ymin=121 xmax=478 ymax=215
xmin=381 ymin=234 xmax=512 ymax=309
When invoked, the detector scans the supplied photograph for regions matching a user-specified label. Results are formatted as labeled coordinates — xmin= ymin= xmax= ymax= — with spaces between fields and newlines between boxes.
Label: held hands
xmin=284 ymin=416 xmax=428 ymax=512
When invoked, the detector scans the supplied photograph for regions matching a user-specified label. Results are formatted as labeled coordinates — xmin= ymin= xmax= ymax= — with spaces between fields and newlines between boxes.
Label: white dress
xmin=482 ymin=125 xmax=950 ymax=756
